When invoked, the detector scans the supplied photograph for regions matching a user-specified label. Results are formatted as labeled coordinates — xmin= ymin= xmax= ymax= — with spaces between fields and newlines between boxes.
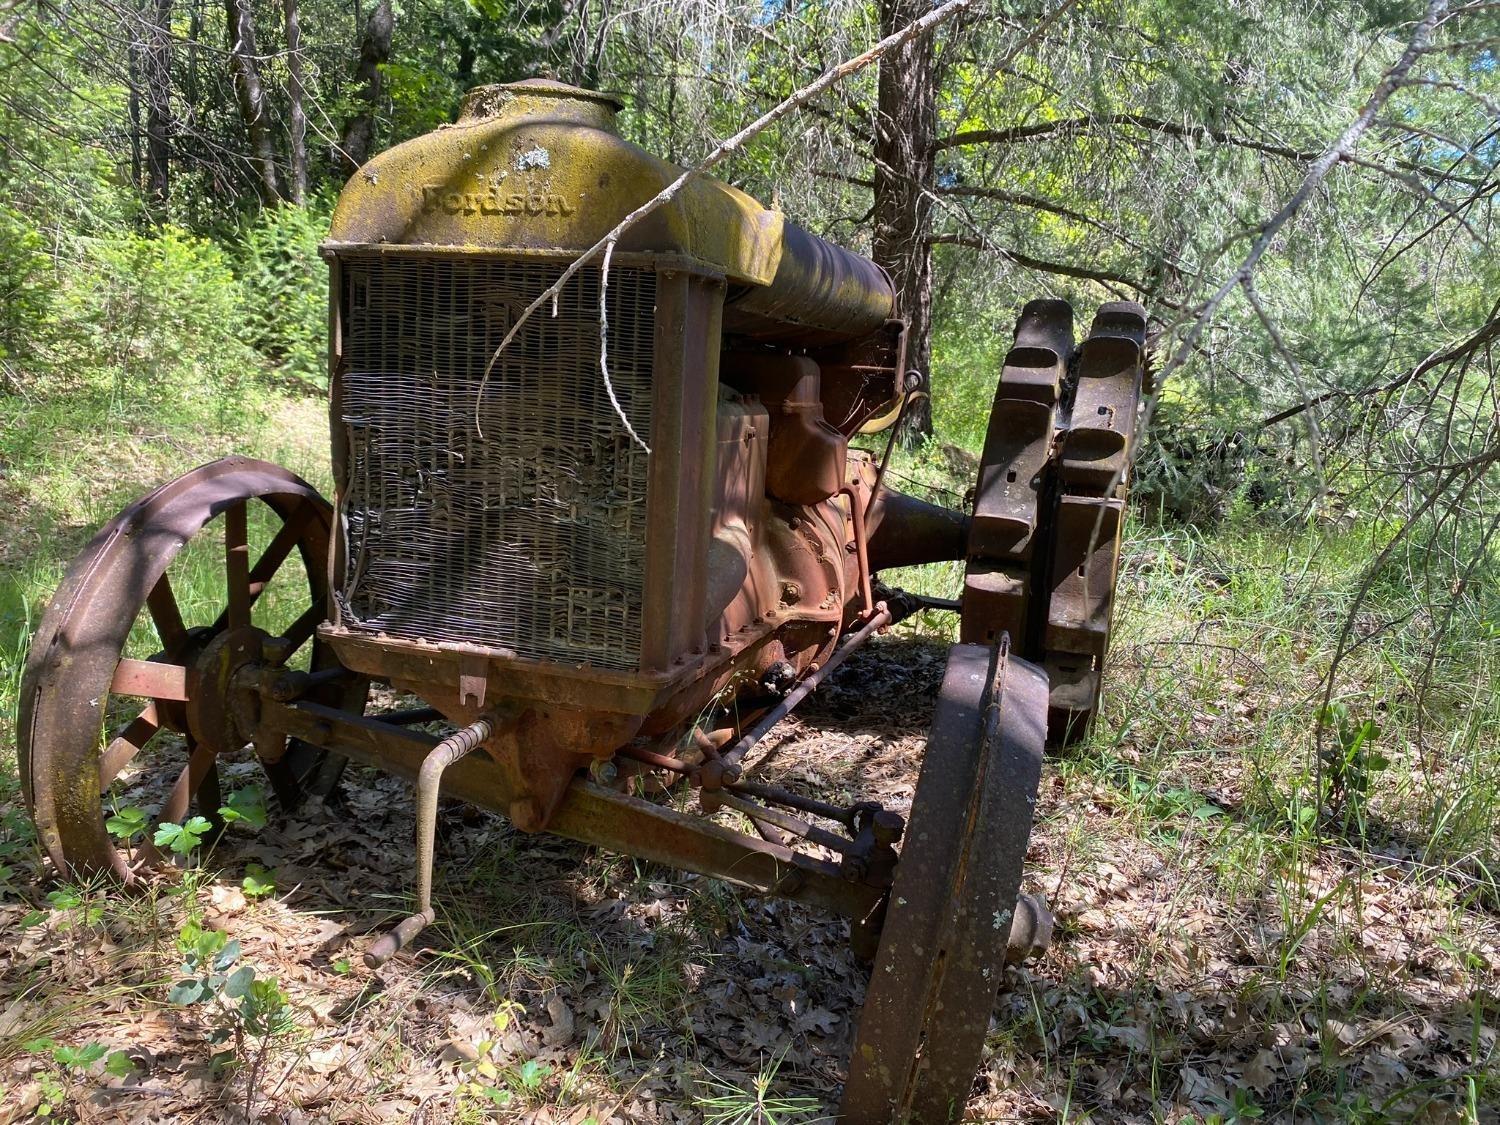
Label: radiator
xmin=336 ymin=256 xmax=655 ymax=671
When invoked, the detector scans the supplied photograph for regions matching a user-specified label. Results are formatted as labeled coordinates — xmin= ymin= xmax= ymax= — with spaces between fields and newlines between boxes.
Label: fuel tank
xmin=324 ymin=78 xmax=894 ymax=344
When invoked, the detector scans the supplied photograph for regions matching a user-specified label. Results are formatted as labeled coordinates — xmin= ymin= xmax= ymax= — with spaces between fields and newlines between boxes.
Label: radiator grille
xmin=337 ymin=256 xmax=655 ymax=670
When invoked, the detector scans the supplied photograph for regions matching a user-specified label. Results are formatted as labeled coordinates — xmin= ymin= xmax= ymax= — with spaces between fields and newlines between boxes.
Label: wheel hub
xmin=185 ymin=625 xmax=271 ymax=753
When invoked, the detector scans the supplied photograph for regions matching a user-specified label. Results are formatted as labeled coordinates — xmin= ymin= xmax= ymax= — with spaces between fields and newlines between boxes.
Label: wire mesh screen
xmin=337 ymin=256 xmax=655 ymax=670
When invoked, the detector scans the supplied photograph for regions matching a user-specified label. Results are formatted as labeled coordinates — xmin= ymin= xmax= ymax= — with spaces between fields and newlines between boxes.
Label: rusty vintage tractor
xmin=18 ymin=79 xmax=1147 ymax=1121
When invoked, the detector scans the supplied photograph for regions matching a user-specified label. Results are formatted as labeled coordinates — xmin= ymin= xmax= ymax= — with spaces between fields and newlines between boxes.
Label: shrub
xmin=0 ymin=206 xmax=54 ymax=379
xmin=50 ymin=226 xmax=261 ymax=427
xmin=235 ymin=200 xmax=332 ymax=389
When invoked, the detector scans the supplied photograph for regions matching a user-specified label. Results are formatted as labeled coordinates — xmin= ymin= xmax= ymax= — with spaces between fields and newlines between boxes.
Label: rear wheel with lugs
xmin=18 ymin=458 xmax=353 ymax=881
xmin=841 ymin=638 xmax=1048 ymax=1123
xmin=961 ymin=299 xmax=1147 ymax=744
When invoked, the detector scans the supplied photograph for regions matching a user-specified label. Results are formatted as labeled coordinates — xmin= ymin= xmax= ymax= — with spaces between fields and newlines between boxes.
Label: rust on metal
xmin=18 ymin=458 xmax=342 ymax=881
xmin=20 ymin=78 xmax=1147 ymax=1124
xmin=960 ymin=298 xmax=1147 ymax=741
xmin=365 ymin=707 xmax=520 ymax=967
xmin=842 ymin=640 xmax=1049 ymax=1122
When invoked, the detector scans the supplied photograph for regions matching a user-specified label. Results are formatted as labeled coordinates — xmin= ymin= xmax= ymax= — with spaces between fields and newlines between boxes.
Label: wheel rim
xmin=841 ymin=639 xmax=1048 ymax=1122
xmin=18 ymin=457 xmax=338 ymax=880
xmin=961 ymin=300 xmax=1146 ymax=744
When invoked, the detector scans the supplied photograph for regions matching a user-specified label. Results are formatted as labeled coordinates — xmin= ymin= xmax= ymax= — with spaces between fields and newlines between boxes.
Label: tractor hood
xmin=324 ymin=77 xmax=784 ymax=286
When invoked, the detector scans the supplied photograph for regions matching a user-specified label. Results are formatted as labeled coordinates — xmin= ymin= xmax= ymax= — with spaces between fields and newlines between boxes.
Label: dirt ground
xmin=1 ymin=636 xmax=1496 ymax=1123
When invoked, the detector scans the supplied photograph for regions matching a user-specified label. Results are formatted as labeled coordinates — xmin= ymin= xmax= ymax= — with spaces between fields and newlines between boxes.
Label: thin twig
xmin=473 ymin=0 xmax=984 ymax=438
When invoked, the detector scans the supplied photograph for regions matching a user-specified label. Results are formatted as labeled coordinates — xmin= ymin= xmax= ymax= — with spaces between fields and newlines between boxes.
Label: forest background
xmin=0 ymin=0 xmax=1497 ymax=1120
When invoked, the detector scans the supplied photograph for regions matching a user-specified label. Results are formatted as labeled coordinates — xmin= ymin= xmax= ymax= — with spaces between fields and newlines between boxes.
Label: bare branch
xmin=928 ymin=234 xmax=1159 ymax=297
xmin=934 ymin=109 xmax=1489 ymax=188
xmin=474 ymin=0 xmax=985 ymax=441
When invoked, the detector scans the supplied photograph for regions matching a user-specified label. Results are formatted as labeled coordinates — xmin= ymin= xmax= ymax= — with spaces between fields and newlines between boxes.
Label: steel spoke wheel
xmin=841 ymin=639 xmax=1048 ymax=1123
xmin=961 ymin=299 xmax=1147 ymax=745
xmin=18 ymin=458 xmax=350 ymax=881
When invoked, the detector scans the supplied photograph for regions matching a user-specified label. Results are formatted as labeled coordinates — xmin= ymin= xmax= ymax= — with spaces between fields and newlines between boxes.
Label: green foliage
xmin=45 ymin=885 xmax=102 ymax=928
xmin=456 ymin=1002 xmax=528 ymax=1106
xmin=218 ymin=786 xmax=268 ymax=830
xmin=25 ymin=1038 xmax=107 ymax=1069
xmin=104 ymin=805 xmax=148 ymax=843
xmin=238 ymin=977 xmax=296 ymax=1039
xmin=0 ymin=205 xmax=53 ymax=371
xmin=153 ymin=815 xmax=215 ymax=857
xmin=234 ymin=201 xmax=334 ymax=388
xmin=169 ymin=917 xmax=297 ymax=1098
xmin=1317 ymin=702 xmax=1388 ymax=824
xmin=241 ymin=863 xmax=277 ymax=899
xmin=55 ymin=228 xmax=258 ymax=420
xmin=694 ymin=1050 xmax=823 ymax=1124
xmin=21 ymin=1037 xmax=130 ymax=1117
xmin=170 ymin=923 xmax=242 ymax=1005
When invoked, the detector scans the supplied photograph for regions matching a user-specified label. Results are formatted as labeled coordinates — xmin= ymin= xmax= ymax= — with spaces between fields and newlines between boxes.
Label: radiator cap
xmin=458 ymin=79 xmax=624 ymax=129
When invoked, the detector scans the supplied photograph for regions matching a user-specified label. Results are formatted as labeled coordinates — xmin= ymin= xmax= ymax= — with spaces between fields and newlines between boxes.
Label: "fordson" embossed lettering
xmin=420 ymin=184 xmax=576 ymax=217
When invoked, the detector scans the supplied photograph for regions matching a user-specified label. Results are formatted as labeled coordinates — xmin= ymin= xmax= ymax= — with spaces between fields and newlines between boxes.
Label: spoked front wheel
xmin=18 ymin=458 xmax=352 ymax=881
xmin=841 ymin=639 xmax=1048 ymax=1122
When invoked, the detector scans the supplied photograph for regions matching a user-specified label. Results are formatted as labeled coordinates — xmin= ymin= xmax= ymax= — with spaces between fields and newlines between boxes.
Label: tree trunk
xmin=338 ymin=0 xmax=393 ymax=175
xmin=225 ymin=0 xmax=282 ymax=203
xmin=284 ymin=0 xmax=307 ymax=203
xmin=144 ymin=0 xmax=173 ymax=214
xmin=186 ymin=0 xmax=201 ymax=105
xmin=872 ymin=0 xmax=937 ymax=443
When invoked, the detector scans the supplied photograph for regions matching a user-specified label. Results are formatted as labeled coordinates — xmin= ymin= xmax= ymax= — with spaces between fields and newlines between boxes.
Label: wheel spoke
xmin=146 ymin=575 xmax=188 ymax=653
xmin=225 ymin=501 xmax=251 ymax=630
xmin=110 ymin=658 xmax=189 ymax=701
xmin=21 ymin=456 xmax=334 ymax=881
xmin=247 ymin=503 xmax=312 ymax=597
xmin=277 ymin=598 xmax=326 ymax=659
xmin=159 ymin=739 xmax=218 ymax=828
xmin=98 ymin=702 xmax=161 ymax=790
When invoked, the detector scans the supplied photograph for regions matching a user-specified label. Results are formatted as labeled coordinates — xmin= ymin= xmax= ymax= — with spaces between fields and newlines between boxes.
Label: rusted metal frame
xmin=616 ymin=748 xmax=870 ymax=852
xmin=728 ymin=779 xmax=856 ymax=829
xmin=98 ymin=703 xmax=161 ymax=790
xmin=264 ymin=664 xmax=359 ymax=702
xmin=319 ymin=625 xmax=692 ymax=717
xmin=370 ymin=706 xmax=445 ymax=726
xmin=322 ymin=247 xmax=713 ymax=273
xmin=865 ymin=490 xmax=971 ymax=571
xmin=714 ymin=603 xmax=893 ymax=781
xmin=1057 ymin=302 xmax=1147 ymax=492
xmin=960 ymin=299 xmax=1070 ymax=657
xmin=264 ymin=697 xmax=440 ymax=755
xmin=720 ymin=222 xmax=896 ymax=345
xmin=839 ymin=484 xmax=874 ymax=614
xmin=210 ymin=501 xmax=320 ymax=636
xmin=261 ymin=697 xmax=882 ymax=921
xmin=146 ymin=575 xmax=187 ymax=651
xmin=639 ymin=266 xmax=724 ymax=674
xmin=910 ymin=594 xmax=961 ymax=613
xmin=1041 ymin=302 xmax=1145 ymax=734
xmin=111 ymin=658 xmax=189 ymax=701
xmin=703 ymin=789 xmax=858 ymax=857
xmin=224 ymin=501 xmax=251 ymax=631
xmin=548 ymin=783 xmax=884 ymax=921
xmin=365 ymin=710 xmax=513 ymax=967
